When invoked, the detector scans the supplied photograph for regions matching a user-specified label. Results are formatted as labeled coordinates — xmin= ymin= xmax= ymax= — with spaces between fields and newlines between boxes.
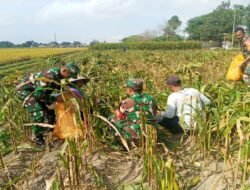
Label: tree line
xmin=1 ymin=0 xmax=249 ymax=46
xmin=123 ymin=0 xmax=250 ymax=43
xmin=0 ymin=41 xmax=86 ymax=48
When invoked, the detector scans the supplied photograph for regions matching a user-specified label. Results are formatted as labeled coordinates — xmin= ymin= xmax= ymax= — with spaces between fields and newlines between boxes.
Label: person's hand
xmin=240 ymin=62 xmax=247 ymax=72
xmin=239 ymin=57 xmax=250 ymax=72
xmin=115 ymin=109 xmax=124 ymax=120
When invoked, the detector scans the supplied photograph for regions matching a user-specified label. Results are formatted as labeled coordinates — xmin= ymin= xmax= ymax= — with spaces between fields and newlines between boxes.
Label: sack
xmin=53 ymin=93 xmax=85 ymax=139
xmin=226 ymin=54 xmax=245 ymax=81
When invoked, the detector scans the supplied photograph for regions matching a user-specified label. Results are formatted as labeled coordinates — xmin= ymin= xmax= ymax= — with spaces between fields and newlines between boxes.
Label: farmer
xmin=111 ymin=78 xmax=157 ymax=142
xmin=16 ymin=63 xmax=80 ymax=146
xmin=234 ymin=27 xmax=250 ymax=87
xmin=157 ymin=75 xmax=211 ymax=133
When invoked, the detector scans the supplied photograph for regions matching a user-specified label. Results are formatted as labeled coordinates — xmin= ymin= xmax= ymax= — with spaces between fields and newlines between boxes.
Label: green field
xmin=0 ymin=48 xmax=249 ymax=189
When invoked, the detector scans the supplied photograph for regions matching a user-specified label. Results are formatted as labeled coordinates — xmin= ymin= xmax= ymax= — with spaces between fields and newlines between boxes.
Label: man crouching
xmin=110 ymin=79 xmax=158 ymax=145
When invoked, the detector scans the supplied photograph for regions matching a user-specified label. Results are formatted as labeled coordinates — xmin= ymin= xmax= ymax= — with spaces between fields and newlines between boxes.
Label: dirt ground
xmin=0 ymin=129 xmax=248 ymax=190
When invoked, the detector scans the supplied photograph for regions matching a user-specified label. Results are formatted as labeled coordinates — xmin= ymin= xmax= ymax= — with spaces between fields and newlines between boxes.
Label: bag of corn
xmin=53 ymin=92 xmax=85 ymax=139
xmin=226 ymin=54 xmax=245 ymax=81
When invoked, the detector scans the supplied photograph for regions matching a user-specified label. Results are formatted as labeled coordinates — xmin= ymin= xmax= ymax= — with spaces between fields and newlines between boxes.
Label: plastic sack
xmin=226 ymin=54 xmax=245 ymax=81
xmin=53 ymin=92 xmax=84 ymax=139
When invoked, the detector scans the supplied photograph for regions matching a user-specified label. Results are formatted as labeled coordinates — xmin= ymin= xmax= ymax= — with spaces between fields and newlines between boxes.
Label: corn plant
xmin=58 ymin=139 xmax=88 ymax=189
xmin=0 ymin=48 xmax=249 ymax=189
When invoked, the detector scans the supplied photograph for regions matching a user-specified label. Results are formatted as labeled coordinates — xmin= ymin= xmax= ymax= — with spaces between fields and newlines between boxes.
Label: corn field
xmin=0 ymin=48 xmax=249 ymax=190
xmin=91 ymin=41 xmax=201 ymax=50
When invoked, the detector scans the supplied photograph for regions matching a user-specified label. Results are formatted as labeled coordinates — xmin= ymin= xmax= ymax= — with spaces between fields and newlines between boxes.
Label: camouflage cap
xmin=66 ymin=62 xmax=80 ymax=79
xmin=126 ymin=78 xmax=143 ymax=90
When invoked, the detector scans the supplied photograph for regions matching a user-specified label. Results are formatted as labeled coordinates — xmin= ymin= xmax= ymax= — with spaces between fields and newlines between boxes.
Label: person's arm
xmin=160 ymin=94 xmax=176 ymax=118
xmin=240 ymin=39 xmax=250 ymax=71
xmin=112 ymin=98 xmax=135 ymax=122
xmin=151 ymin=97 xmax=158 ymax=116
xmin=33 ymin=85 xmax=48 ymax=101
xmin=245 ymin=39 xmax=250 ymax=52
xmin=199 ymin=93 xmax=211 ymax=106
xmin=33 ymin=85 xmax=57 ymax=104
xmin=33 ymin=69 xmax=58 ymax=103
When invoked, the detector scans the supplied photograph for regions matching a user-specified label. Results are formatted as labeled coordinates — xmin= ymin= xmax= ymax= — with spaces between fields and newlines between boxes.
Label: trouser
xmin=158 ymin=116 xmax=184 ymax=134
xmin=243 ymin=62 xmax=250 ymax=88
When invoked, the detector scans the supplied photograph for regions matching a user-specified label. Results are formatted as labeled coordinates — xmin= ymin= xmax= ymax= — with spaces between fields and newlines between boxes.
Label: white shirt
xmin=159 ymin=88 xmax=211 ymax=129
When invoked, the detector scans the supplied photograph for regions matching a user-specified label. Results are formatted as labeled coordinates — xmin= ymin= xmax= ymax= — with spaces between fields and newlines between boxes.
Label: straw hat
xmin=69 ymin=76 xmax=90 ymax=84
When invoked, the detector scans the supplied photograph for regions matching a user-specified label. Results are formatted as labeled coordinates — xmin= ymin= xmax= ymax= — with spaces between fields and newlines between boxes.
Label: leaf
xmin=58 ymin=153 xmax=68 ymax=169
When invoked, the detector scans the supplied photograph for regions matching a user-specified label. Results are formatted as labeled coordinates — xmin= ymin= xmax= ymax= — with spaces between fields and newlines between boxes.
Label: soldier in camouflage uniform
xmin=235 ymin=27 xmax=250 ymax=88
xmin=16 ymin=63 xmax=80 ymax=145
xmin=111 ymin=79 xmax=157 ymax=140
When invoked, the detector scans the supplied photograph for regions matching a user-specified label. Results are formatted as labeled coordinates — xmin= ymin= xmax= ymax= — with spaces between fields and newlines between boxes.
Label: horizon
xmin=0 ymin=0 xmax=249 ymax=44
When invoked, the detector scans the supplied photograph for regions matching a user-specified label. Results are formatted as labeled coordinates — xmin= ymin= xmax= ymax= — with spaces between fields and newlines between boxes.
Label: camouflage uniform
xmin=16 ymin=63 xmax=80 ymax=142
xmin=112 ymin=79 xmax=157 ymax=139
xmin=240 ymin=35 xmax=250 ymax=87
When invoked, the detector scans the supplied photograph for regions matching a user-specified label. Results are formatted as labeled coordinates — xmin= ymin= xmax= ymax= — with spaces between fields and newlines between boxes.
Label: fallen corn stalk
xmin=94 ymin=114 xmax=130 ymax=152
xmin=23 ymin=123 xmax=55 ymax=128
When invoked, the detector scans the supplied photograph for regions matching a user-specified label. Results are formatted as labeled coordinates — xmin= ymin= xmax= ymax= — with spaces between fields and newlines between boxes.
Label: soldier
xmin=16 ymin=63 xmax=80 ymax=146
xmin=111 ymin=78 xmax=157 ymax=141
xmin=234 ymin=27 xmax=250 ymax=87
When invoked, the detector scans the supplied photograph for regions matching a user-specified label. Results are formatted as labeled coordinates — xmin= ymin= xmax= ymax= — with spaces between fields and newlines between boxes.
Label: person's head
xmin=60 ymin=63 xmax=80 ymax=79
xmin=166 ymin=75 xmax=182 ymax=92
xmin=126 ymin=78 xmax=143 ymax=95
xmin=235 ymin=27 xmax=245 ymax=40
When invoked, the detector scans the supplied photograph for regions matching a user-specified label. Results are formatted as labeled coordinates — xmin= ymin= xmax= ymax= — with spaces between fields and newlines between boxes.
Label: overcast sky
xmin=0 ymin=0 xmax=249 ymax=43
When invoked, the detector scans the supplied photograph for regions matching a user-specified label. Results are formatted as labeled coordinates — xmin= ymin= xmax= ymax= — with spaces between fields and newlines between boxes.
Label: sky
xmin=0 ymin=0 xmax=249 ymax=44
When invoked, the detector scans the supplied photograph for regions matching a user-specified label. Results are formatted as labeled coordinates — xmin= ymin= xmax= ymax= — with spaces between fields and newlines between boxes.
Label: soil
xmin=0 ymin=130 xmax=248 ymax=190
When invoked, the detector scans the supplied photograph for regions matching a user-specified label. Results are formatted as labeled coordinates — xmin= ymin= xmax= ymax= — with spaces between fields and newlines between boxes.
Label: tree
xmin=89 ymin=40 xmax=99 ymax=46
xmin=185 ymin=1 xmax=249 ymax=42
xmin=18 ymin=41 xmax=38 ymax=47
xmin=48 ymin=41 xmax=59 ymax=47
xmin=0 ymin=41 xmax=14 ymax=48
xmin=163 ymin=16 xmax=182 ymax=40
xmin=243 ymin=4 xmax=250 ymax=32
xmin=142 ymin=30 xmax=158 ymax=41
xmin=72 ymin=41 xmax=82 ymax=47
xmin=216 ymin=0 xmax=230 ymax=10
xmin=61 ymin=41 xmax=72 ymax=47
xmin=122 ymin=35 xmax=146 ymax=42
xmin=122 ymin=30 xmax=158 ymax=42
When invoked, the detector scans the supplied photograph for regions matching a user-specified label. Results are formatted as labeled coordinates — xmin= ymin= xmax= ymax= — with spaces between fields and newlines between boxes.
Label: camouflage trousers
xmin=116 ymin=121 xmax=141 ymax=139
xmin=243 ymin=62 xmax=250 ymax=88
xmin=111 ymin=117 xmax=158 ymax=140
xmin=109 ymin=116 xmax=140 ymax=139
xmin=17 ymin=88 xmax=55 ymax=136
